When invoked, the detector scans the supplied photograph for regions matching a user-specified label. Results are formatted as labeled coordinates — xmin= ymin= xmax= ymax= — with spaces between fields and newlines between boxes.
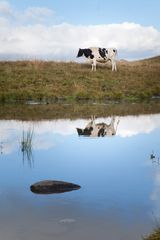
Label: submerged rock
xmin=30 ymin=180 xmax=81 ymax=194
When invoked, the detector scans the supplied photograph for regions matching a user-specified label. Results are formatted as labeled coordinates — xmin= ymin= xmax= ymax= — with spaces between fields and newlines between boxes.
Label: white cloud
xmin=24 ymin=7 xmax=55 ymax=23
xmin=0 ymin=16 xmax=9 ymax=26
xmin=0 ymin=22 xmax=159 ymax=60
xmin=117 ymin=114 xmax=160 ymax=137
xmin=0 ymin=114 xmax=160 ymax=155
xmin=0 ymin=1 xmax=12 ymax=16
xmin=0 ymin=1 xmax=160 ymax=60
xmin=0 ymin=1 xmax=56 ymax=27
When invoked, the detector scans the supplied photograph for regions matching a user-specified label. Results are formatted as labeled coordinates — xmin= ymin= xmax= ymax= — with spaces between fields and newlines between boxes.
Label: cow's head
xmin=76 ymin=127 xmax=93 ymax=136
xmin=76 ymin=48 xmax=84 ymax=57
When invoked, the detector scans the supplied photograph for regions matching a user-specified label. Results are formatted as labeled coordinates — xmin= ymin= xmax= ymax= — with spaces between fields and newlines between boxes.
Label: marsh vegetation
xmin=21 ymin=128 xmax=34 ymax=167
xmin=144 ymin=227 xmax=160 ymax=240
xmin=1 ymin=101 xmax=160 ymax=121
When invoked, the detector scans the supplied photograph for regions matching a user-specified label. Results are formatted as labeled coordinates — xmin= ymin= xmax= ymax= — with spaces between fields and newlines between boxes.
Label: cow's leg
xmin=114 ymin=61 xmax=117 ymax=71
xmin=92 ymin=59 xmax=96 ymax=71
xmin=91 ymin=63 xmax=94 ymax=71
xmin=91 ymin=115 xmax=96 ymax=127
xmin=111 ymin=59 xmax=117 ymax=71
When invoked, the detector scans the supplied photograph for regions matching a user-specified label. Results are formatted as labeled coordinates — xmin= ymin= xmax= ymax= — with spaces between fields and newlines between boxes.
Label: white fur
xmin=88 ymin=47 xmax=117 ymax=71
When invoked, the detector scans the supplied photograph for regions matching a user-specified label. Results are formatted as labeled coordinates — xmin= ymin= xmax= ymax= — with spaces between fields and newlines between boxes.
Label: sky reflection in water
xmin=0 ymin=114 xmax=160 ymax=240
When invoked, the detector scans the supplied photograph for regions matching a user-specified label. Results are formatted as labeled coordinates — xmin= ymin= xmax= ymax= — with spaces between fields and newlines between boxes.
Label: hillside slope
xmin=0 ymin=56 xmax=160 ymax=102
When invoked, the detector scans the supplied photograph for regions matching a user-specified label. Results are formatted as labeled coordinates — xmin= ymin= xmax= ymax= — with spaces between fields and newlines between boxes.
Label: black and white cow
xmin=76 ymin=47 xmax=117 ymax=71
xmin=76 ymin=116 xmax=120 ymax=137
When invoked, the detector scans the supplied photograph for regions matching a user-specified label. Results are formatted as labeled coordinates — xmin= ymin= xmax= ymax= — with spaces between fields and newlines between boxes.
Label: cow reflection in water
xmin=77 ymin=116 xmax=120 ymax=137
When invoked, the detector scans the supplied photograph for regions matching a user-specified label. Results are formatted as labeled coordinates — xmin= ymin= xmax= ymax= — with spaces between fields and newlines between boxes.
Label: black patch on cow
xmin=77 ymin=127 xmax=93 ymax=136
xmin=113 ymin=49 xmax=116 ymax=53
xmin=83 ymin=127 xmax=93 ymax=136
xmin=106 ymin=49 xmax=108 ymax=54
xmin=77 ymin=48 xmax=94 ymax=59
xmin=98 ymin=128 xmax=105 ymax=137
xmin=99 ymin=48 xmax=106 ymax=58
xmin=90 ymin=53 xmax=94 ymax=59
xmin=83 ymin=49 xmax=94 ymax=59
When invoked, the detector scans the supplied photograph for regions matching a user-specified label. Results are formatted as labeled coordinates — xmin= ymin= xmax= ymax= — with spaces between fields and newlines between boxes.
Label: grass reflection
xmin=21 ymin=128 xmax=34 ymax=168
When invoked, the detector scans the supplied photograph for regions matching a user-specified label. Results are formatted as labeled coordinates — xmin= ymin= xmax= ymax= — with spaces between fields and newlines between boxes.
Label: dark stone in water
xmin=30 ymin=180 xmax=81 ymax=194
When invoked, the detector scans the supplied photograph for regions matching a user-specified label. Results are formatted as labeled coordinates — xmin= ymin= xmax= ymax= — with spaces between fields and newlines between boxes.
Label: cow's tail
xmin=76 ymin=48 xmax=83 ymax=58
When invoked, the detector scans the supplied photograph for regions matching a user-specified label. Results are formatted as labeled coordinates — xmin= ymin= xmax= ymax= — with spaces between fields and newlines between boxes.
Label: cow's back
xmin=89 ymin=47 xmax=104 ymax=60
xmin=107 ymin=48 xmax=117 ymax=58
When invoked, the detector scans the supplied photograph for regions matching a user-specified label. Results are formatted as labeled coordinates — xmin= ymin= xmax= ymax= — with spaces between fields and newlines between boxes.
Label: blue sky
xmin=7 ymin=0 xmax=160 ymax=28
xmin=0 ymin=0 xmax=160 ymax=60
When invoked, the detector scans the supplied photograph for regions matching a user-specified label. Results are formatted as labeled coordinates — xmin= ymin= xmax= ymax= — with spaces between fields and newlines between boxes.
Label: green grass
xmin=1 ymin=101 xmax=160 ymax=120
xmin=0 ymin=56 xmax=160 ymax=102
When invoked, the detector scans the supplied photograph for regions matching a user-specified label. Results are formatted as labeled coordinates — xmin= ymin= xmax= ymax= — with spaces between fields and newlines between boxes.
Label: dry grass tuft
xmin=143 ymin=227 xmax=160 ymax=240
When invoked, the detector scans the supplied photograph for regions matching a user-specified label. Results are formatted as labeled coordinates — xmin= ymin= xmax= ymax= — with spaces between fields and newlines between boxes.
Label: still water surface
xmin=0 ymin=114 xmax=160 ymax=240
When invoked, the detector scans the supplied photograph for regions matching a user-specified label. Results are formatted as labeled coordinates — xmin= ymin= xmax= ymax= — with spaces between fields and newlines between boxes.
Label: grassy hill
xmin=0 ymin=56 xmax=160 ymax=103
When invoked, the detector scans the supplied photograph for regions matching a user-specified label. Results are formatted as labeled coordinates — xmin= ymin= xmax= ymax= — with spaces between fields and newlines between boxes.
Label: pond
xmin=0 ymin=103 xmax=160 ymax=240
